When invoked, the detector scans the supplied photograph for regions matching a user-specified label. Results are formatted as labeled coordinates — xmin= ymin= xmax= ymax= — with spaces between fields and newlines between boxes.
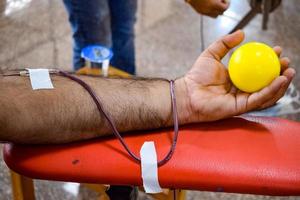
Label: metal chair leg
xmin=229 ymin=3 xmax=261 ymax=34
xmin=262 ymin=0 xmax=272 ymax=30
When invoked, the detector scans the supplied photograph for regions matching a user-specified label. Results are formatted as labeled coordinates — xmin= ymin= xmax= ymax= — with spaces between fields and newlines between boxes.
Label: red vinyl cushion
xmin=3 ymin=116 xmax=300 ymax=196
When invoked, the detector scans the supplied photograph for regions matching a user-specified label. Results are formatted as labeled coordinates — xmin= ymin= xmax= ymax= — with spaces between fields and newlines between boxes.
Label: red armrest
xmin=2 ymin=116 xmax=300 ymax=196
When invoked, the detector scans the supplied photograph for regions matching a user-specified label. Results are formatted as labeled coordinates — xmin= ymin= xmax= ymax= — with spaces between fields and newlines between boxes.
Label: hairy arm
xmin=0 ymin=31 xmax=295 ymax=144
xmin=0 ymin=75 xmax=189 ymax=144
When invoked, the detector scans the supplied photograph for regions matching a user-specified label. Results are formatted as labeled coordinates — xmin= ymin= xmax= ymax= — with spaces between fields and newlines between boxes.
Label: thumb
xmin=202 ymin=30 xmax=244 ymax=61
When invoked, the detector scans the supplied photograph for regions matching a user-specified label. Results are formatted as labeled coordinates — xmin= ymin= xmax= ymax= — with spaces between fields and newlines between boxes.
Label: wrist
xmin=174 ymin=77 xmax=194 ymax=125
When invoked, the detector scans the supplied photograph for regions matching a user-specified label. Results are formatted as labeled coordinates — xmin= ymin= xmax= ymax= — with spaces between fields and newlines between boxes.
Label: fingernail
xmin=291 ymin=69 xmax=296 ymax=77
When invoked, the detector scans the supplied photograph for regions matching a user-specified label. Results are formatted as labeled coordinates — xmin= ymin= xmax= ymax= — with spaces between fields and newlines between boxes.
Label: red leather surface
xmin=3 ymin=116 xmax=300 ymax=196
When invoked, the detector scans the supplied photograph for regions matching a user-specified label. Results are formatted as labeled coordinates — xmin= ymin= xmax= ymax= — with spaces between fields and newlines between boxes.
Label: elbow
xmin=0 ymin=115 xmax=8 ymax=142
xmin=0 ymin=101 xmax=14 ymax=142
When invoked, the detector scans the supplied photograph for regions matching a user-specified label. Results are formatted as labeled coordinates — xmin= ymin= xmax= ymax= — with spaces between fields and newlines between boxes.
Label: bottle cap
xmin=81 ymin=45 xmax=113 ymax=63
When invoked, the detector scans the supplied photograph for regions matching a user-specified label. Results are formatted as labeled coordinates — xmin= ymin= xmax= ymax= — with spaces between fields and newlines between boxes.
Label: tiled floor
xmin=0 ymin=0 xmax=300 ymax=199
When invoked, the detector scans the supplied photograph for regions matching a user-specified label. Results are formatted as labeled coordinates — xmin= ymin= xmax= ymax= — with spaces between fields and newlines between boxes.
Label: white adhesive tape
xmin=27 ymin=68 xmax=54 ymax=90
xmin=140 ymin=141 xmax=163 ymax=194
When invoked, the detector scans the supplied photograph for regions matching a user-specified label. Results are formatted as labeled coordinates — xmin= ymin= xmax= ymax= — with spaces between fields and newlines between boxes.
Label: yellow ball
xmin=228 ymin=42 xmax=280 ymax=93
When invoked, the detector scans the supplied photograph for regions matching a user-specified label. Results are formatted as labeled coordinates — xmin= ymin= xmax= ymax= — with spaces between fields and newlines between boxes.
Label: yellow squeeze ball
xmin=228 ymin=42 xmax=280 ymax=93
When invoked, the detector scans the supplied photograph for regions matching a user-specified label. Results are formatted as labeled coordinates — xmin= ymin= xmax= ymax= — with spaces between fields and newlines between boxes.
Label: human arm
xmin=0 ymin=31 xmax=295 ymax=144
xmin=0 ymin=76 xmax=189 ymax=144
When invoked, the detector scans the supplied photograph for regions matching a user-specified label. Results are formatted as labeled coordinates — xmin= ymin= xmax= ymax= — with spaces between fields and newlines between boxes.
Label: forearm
xmin=0 ymin=74 xmax=190 ymax=144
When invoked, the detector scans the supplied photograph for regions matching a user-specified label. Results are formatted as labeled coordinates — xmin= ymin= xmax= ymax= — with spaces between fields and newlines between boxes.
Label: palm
xmin=182 ymin=30 xmax=294 ymax=122
xmin=185 ymin=56 xmax=249 ymax=121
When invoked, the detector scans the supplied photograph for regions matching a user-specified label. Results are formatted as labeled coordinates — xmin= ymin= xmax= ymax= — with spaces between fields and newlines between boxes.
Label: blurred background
xmin=0 ymin=0 xmax=299 ymax=199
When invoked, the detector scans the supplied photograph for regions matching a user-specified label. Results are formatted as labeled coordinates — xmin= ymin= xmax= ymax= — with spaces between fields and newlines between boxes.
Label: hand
xmin=178 ymin=30 xmax=296 ymax=123
xmin=186 ymin=0 xmax=230 ymax=18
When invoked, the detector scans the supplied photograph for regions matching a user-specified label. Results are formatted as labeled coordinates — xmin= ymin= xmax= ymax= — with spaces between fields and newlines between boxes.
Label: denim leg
xmin=109 ymin=0 xmax=137 ymax=75
xmin=62 ymin=0 xmax=111 ymax=71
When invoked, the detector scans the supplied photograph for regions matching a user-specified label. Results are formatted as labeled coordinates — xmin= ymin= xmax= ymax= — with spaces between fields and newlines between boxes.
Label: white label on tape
xmin=140 ymin=141 xmax=163 ymax=193
xmin=27 ymin=69 xmax=54 ymax=90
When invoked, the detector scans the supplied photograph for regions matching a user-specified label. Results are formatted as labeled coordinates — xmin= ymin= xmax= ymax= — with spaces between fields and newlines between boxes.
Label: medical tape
xmin=26 ymin=68 xmax=54 ymax=90
xmin=140 ymin=141 xmax=163 ymax=193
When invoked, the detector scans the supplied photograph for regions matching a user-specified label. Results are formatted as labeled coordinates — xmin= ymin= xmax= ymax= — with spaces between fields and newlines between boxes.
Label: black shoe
xmin=106 ymin=185 xmax=138 ymax=200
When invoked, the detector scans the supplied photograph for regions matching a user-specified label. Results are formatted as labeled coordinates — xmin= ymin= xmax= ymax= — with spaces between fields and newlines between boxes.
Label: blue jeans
xmin=63 ymin=0 xmax=137 ymax=75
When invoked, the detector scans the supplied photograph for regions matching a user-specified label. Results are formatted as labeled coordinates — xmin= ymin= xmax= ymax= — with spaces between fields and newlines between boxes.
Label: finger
xmin=272 ymin=46 xmax=289 ymax=73
xmin=280 ymin=57 xmax=290 ymax=73
xmin=273 ymin=46 xmax=282 ymax=57
xmin=202 ymin=30 xmax=245 ymax=61
xmin=260 ymin=68 xmax=295 ymax=109
xmin=247 ymin=76 xmax=288 ymax=111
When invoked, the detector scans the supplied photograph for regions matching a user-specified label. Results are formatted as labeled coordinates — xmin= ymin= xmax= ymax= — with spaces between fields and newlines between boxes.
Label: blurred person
xmin=63 ymin=0 xmax=137 ymax=75
xmin=62 ymin=0 xmax=229 ymax=75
